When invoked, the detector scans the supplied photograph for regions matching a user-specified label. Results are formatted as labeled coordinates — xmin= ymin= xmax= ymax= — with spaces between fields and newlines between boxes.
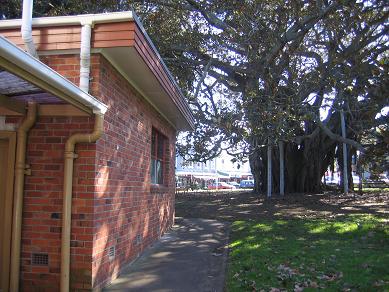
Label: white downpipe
xmin=60 ymin=19 xmax=96 ymax=292
xmin=21 ymin=0 xmax=38 ymax=58
xmin=79 ymin=22 xmax=92 ymax=93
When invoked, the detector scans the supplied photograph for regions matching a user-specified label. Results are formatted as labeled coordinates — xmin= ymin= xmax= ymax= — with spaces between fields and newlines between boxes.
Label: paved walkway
xmin=104 ymin=218 xmax=229 ymax=292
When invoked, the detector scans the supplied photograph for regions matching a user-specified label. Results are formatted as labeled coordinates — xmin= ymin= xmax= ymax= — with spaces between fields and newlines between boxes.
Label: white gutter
xmin=21 ymin=0 xmax=38 ymax=58
xmin=0 ymin=36 xmax=107 ymax=114
xmin=0 ymin=11 xmax=134 ymax=28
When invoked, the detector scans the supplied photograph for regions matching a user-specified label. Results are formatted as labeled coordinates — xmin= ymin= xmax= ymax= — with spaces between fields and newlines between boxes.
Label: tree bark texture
xmin=249 ymin=130 xmax=346 ymax=194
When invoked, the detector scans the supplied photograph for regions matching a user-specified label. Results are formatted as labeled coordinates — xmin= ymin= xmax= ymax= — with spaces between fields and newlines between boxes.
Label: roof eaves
xmin=0 ymin=36 xmax=108 ymax=114
xmin=132 ymin=13 xmax=195 ymax=130
xmin=0 ymin=11 xmax=194 ymax=129
xmin=0 ymin=11 xmax=134 ymax=28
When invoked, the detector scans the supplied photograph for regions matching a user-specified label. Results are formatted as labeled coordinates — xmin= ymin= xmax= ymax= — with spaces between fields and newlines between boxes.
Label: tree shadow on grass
xmin=175 ymin=191 xmax=389 ymax=221
xmin=227 ymin=216 xmax=389 ymax=291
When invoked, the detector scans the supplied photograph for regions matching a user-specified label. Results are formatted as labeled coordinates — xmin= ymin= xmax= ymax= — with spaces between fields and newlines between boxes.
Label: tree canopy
xmin=135 ymin=0 xmax=388 ymax=193
xmin=2 ymin=0 xmax=388 ymax=193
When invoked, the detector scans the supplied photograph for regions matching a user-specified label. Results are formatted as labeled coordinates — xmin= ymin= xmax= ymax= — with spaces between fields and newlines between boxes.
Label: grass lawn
xmin=227 ymin=215 xmax=389 ymax=291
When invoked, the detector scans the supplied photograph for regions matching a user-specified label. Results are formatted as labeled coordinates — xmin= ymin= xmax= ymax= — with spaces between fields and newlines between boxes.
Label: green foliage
xmin=227 ymin=215 xmax=389 ymax=291
xmin=2 ymin=0 xmax=387 ymax=191
xmin=135 ymin=2 xmax=388 ymax=183
xmin=0 ymin=0 xmax=131 ymax=18
xmin=360 ymin=124 xmax=389 ymax=176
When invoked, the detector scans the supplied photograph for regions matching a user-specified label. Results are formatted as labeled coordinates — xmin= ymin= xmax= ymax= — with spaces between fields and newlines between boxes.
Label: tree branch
xmin=184 ymin=0 xmax=235 ymax=32
xmin=317 ymin=119 xmax=366 ymax=152
xmin=193 ymin=59 xmax=212 ymax=99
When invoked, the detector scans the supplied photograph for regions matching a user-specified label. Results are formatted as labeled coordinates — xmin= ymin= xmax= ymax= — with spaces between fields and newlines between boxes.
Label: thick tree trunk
xmin=250 ymin=131 xmax=338 ymax=194
xmin=249 ymin=149 xmax=264 ymax=193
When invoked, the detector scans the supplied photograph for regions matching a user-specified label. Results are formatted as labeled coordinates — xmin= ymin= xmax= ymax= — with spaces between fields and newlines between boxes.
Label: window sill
xmin=150 ymin=184 xmax=170 ymax=194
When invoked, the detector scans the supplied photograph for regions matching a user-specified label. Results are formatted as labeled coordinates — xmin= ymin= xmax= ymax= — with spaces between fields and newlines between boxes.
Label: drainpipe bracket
xmin=65 ymin=151 xmax=78 ymax=159
xmin=15 ymin=162 xmax=25 ymax=171
xmin=24 ymin=168 xmax=32 ymax=176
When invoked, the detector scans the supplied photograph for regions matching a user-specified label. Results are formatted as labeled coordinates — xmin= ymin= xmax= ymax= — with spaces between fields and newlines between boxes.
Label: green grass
xmin=357 ymin=187 xmax=389 ymax=193
xmin=227 ymin=215 xmax=389 ymax=291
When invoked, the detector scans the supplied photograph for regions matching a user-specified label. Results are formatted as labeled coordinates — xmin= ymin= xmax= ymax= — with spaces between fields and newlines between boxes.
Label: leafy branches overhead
xmin=135 ymin=0 xmax=388 ymax=159
xmin=131 ymin=0 xmax=388 ymax=192
xmin=2 ymin=0 xmax=387 ymax=191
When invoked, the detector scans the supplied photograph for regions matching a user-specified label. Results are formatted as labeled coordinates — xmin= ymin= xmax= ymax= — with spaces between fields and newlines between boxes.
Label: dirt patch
xmin=175 ymin=190 xmax=389 ymax=221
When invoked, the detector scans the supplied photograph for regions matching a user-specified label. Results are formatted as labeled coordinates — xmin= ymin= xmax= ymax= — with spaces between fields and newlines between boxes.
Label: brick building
xmin=0 ymin=12 xmax=194 ymax=291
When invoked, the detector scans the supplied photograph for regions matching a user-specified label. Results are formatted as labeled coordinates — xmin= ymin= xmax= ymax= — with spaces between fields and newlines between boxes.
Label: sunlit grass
xmin=359 ymin=187 xmax=389 ymax=193
xmin=253 ymin=223 xmax=273 ymax=232
xmin=227 ymin=215 xmax=389 ymax=291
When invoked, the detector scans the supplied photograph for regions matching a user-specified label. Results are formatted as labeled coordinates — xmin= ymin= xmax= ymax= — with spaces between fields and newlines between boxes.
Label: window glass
xmin=151 ymin=130 xmax=156 ymax=155
xmin=151 ymin=128 xmax=167 ymax=185
xmin=151 ymin=159 xmax=157 ymax=184
xmin=157 ymin=136 xmax=164 ymax=159
xmin=157 ymin=160 xmax=163 ymax=184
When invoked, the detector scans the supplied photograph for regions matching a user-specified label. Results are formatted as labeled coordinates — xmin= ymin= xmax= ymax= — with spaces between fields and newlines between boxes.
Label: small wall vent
xmin=32 ymin=253 xmax=49 ymax=266
xmin=135 ymin=234 xmax=142 ymax=245
xmin=108 ymin=246 xmax=115 ymax=261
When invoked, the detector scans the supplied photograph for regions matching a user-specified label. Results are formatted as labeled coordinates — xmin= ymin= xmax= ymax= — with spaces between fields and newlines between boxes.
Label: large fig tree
xmin=3 ymin=0 xmax=388 ymax=193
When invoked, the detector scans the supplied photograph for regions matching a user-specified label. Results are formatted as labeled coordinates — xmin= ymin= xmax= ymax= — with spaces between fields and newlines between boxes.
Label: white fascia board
xmin=0 ymin=36 xmax=108 ymax=114
xmin=0 ymin=11 xmax=134 ymax=28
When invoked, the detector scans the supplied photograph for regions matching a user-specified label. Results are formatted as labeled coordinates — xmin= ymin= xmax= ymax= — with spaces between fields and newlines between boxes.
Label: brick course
xmin=92 ymin=56 xmax=176 ymax=289
xmin=18 ymin=115 xmax=94 ymax=292
xmin=7 ymin=53 xmax=176 ymax=291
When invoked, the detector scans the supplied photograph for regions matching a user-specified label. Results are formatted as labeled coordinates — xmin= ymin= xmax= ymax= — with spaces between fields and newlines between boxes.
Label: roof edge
xmin=0 ymin=11 xmax=134 ymax=28
xmin=0 ymin=36 xmax=108 ymax=114
xmin=131 ymin=13 xmax=195 ymax=130
xmin=0 ymin=10 xmax=194 ymax=130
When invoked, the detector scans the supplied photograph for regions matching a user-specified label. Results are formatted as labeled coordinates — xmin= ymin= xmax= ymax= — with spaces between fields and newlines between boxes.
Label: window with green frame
xmin=151 ymin=128 xmax=167 ymax=185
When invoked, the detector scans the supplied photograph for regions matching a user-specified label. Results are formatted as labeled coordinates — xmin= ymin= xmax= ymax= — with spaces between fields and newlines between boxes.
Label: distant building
xmin=175 ymin=152 xmax=252 ymax=188
xmin=216 ymin=152 xmax=252 ymax=180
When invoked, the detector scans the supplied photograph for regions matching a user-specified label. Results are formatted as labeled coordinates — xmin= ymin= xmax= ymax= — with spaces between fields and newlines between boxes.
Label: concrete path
xmin=104 ymin=218 xmax=229 ymax=292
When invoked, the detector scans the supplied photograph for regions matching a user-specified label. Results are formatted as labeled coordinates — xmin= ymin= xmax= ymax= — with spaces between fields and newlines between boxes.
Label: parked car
xmin=228 ymin=182 xmax=240 ymax=188
xmin=323 ymin=175 xmax=362 ymax=185
xmin=239 ymin=180 xmax=254 ymax=188
xmin=208 ymin=182 xmax=236 ymax=190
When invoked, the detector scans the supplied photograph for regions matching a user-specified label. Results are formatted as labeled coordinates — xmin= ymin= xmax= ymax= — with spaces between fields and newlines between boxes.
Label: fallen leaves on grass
xmin=176 ymin=191 xmax=389 ymax=221
xmin=317 ymin=271 xmax=343 ymax=281
xmin=373 ymin=280 xmax=389 ymax=287
xmin=293 ymin=279 xmax=322 ymax=291
xmin=276 ymin=264 xmax=298 ymax=281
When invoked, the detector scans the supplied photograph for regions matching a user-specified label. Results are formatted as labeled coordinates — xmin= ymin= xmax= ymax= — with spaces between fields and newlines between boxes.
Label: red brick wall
xmin=7 ymin=53 xmax=176 ymax=291
xmin=91 ymin=56 xmax=176 ymax=289
xmin=19 ymin=115 xmax=96 ymax=291
xmin=40 ymin=54 xmax=100 ymax=94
